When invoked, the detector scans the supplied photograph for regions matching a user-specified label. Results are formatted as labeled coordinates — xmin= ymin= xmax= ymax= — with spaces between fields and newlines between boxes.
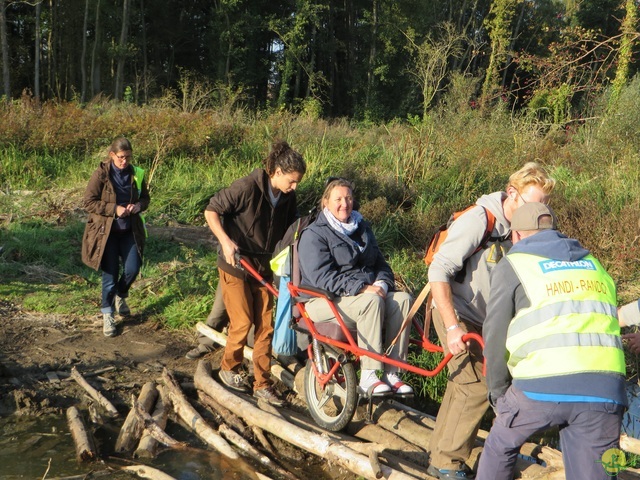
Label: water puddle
xmin=0 ymin=414 xmax=256 ymax=479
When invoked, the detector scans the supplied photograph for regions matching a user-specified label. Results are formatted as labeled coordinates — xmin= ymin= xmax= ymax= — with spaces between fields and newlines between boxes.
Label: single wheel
xmin=304 ymin=344 xmax=357 ymax=431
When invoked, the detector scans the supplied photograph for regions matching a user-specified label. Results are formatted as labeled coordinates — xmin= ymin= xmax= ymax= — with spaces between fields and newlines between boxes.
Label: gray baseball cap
xmin=511 ymin=202 xmax=557 ymax=231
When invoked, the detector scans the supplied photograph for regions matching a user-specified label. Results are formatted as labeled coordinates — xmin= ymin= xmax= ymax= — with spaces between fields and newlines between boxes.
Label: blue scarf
xmin=110 ymin=164 xmax=132 ymax=231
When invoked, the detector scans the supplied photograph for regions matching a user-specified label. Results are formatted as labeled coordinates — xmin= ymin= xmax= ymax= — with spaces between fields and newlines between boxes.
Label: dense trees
xmin=0 ymin=0 xmax=637 ymax=120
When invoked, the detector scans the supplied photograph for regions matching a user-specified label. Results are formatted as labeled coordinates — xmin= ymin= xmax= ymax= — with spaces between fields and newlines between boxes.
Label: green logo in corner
xmin=598 ymin=448 xmax=627 ymax=476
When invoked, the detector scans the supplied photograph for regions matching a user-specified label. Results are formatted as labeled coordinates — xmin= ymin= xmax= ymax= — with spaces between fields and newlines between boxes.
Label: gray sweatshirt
xmin=427 ymin=191 xmax=512 ymax=325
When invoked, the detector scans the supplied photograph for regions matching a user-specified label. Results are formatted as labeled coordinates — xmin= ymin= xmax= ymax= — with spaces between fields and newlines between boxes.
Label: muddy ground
xmin=0 ymin=298 xmax=200 ymax=418
xmin=0 ymin=295 xmax=350 ymax=479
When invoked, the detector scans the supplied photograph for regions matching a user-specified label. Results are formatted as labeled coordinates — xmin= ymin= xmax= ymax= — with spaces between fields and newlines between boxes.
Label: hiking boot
xmin=218 ymin=369 xmax=250 ymax=393
xmin=427 ymin=464 xmax=475 ymax=479
xmin=253 ymin=386 xmax=286 ymax=407
xmin=103 ymin=313 xmax=117 ymax=337
xmin=115 ymin=296 xmax=130 ymax=316
xmin=185 ymin=344 xmax=214 ymax=360
xmin=358 ymin=369 xmax=391 ymax=396
xmin=383 ymin=371 xmax=414 ymax=395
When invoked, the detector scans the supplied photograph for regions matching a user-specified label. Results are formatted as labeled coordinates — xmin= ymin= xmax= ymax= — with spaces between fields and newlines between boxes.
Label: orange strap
xmin=384 ymin=283 xmax=431 ymax=356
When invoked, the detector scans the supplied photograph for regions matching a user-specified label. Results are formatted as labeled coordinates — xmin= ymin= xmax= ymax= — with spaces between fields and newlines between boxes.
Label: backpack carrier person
xmin=426 ymin=162 xmax=555 ymax=479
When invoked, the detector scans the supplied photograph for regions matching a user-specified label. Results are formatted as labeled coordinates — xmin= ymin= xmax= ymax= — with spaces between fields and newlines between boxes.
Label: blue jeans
xmin=100 ymin=230 xmax=141 ymax=313
xmin=477 ymin=386 xmax=623 ymax=480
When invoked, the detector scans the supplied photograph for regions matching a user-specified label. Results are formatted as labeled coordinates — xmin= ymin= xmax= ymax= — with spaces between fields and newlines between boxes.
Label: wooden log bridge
xmin=193 ymin=323 xmax=640 ymax=480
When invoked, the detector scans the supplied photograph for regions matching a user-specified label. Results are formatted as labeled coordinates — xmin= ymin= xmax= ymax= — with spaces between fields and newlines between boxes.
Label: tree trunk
xmin=501 ymin=0 xmax=525 ymax=90
xmin=140 ymin=0 xmax=148 ymax=103
xmin=0 ymin=0 xmax=10 ymax=100
xmin=481 ymin=0 xmax=519 ymax=106
xmin=194 ymin=360 xmax=416 ymax=480
xmin=609 ymin=0 xmax=638 ymax=105
xmin=114 ymin=0 xmax=130 ymax=100
xmin=365 ymin=0 xmax=378 ymax=112
xmin=47 ymin=0 xmax=55 ymax=98
xmin=80 ymin=0 xmax=89 ymax=102
xmin=90 ymin=0 xmax=101 ymax=96
xmin=34 ymin=1 xmax=42 ymax=100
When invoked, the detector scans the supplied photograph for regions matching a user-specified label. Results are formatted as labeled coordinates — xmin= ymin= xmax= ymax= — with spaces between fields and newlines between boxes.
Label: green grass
xmin=0 ymin=217 xmax=220 ymax=330
xmin=3 ymin=86 xmax=640 ymax=404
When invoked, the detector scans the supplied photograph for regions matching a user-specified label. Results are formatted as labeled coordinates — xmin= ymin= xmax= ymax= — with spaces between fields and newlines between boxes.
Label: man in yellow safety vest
xmin=477 ymin=202 xmax=626 ymax=480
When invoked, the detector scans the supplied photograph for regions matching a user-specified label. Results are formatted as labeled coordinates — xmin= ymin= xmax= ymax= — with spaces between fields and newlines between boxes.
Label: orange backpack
xmin=424 ymin=205 xmax=496 ymax=266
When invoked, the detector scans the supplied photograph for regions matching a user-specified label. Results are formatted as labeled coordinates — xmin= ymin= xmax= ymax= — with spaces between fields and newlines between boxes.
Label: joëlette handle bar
xmin=290 ymin=284 xmax=487 ymax=378
xmin=236 ymin=255 xmax=486 ymax=377
xmin=237 ymin=256 xmax=279 ymax=297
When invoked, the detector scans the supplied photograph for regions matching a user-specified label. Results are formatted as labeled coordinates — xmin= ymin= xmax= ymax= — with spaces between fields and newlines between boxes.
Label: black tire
xmin=304 ymin=344 xmax=357 ymax=432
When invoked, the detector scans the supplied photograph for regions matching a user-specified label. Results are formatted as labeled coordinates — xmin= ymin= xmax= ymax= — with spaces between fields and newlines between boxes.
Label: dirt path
xmin=0 ymin=298 xmax=198 ymax=417
xmin=0 ymin=299 xmax=352 ymax=480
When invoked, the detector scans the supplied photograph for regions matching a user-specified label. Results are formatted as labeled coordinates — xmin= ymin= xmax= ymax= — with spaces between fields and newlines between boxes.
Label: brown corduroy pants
xmin=219 ymin=269 xmax=274 ymax=391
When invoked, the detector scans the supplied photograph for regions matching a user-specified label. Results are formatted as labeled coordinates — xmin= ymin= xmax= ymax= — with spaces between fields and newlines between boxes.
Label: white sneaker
xmin=383 ymin=371 xmax=414 ymax=395
xmin=103 ymin=313 xmax=117 ymax=337
xmin=358 ymin=369 xmax=391 ymax=396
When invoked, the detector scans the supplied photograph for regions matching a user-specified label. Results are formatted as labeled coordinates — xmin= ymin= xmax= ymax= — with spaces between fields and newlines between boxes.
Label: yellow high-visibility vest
xmin=505 ymin=253 xmax=624 ymax=380
xmin=132 ymin=166 xmax=147 ymax=238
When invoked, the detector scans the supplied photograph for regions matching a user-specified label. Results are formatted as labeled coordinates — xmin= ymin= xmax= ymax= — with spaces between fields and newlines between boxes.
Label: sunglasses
xmin=324 ymin=176 xmax=353 ymax=187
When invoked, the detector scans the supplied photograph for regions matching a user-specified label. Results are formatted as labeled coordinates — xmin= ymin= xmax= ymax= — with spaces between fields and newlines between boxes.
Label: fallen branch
xmin=61 ymin=366 xmax=116 ymax=382
xmin=115 ymin=381 xmax=158 ymax=454
xmin=252 ymin=426 xmax=275 ymax=455
xmin=197 ymin=390 xmax=247 ymax=434
xmin=196 ymin=322 xmax=297 ymax=391
xmin=133 ymin=395 xmax=187 ymax=449
xmin=42 ymin=471 xmax=114 ymax=480
xmin=272 ymin=406 xmax=428 ymax=479
xmin=70 ymin=366 xmax=119 ymax=417
xmin=346 ymin=420 xmax=428 ymax=468
xmin=195 ymin=391 xmax=277 ymax=471
xmin=66 ymin=406 xmax=97 ymax=462
xmin=135 ymin=385 xmax=170 ymax=458
xmin=194 ymin=360 xmax=418 ymax=480
xmin=161 ymin=368 xmax=239 ymax=460
xmin=621 ymin=433 xmax=640 ymax=455
xmin=369 ymin=448 xmax=383 ymax=479
xmin=121 ymin=464 xmax=177 ymax=480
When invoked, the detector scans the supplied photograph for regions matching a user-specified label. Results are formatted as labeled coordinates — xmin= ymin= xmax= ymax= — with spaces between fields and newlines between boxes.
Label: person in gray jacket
xmin=298 ymin=178 xmax=413 ymax=396
xmin=427 ymin=163 xmax=555 ymax=479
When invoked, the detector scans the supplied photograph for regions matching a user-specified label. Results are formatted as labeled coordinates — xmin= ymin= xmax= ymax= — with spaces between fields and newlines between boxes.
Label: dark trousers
xmin=477 ymin=386 xmax=624 ymax=480
xmin=197 ymin=281 xmax=256 ymax=348
xmin=100 ymin=230 xmax=141 ymax=313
